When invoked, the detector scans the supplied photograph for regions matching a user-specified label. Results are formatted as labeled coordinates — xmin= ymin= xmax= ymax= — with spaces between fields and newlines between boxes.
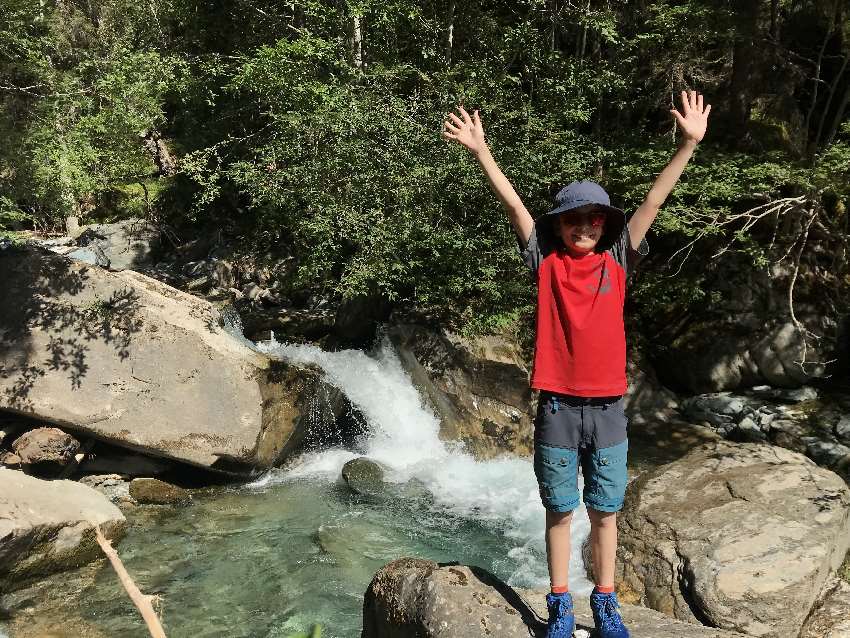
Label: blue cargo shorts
xmin=532 ymin=392 xmax=628 ymax=513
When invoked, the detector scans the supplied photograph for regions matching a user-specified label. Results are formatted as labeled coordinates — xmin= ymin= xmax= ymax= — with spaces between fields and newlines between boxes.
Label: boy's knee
xmin=546 ymin=509 xmax=574 ymax=527
xmin=587 ymin=508 xmax=617 ymax=527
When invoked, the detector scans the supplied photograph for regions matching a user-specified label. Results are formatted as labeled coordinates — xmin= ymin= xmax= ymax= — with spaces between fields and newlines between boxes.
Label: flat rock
xmin=616 ymin=441 xmax=850 ymax=637
xmin=0 ymin=247 xmax=340 ymax=474
xmin=0 ymin=468 xmax=126 ymax=591
xmin=78 ymin=474 xmax=133 ymax=506
xmin=362 ymin=559 xmax=749 ymax=637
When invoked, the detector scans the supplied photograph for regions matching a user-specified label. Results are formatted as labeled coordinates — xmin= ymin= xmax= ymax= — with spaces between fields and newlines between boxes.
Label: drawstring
xmin=551 ymin=396 xmax=559 ymax=413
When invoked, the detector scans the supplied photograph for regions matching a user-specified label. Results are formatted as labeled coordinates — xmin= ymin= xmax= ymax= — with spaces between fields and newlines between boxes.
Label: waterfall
xmin=253 ymin=336 xmax=593 ymax=593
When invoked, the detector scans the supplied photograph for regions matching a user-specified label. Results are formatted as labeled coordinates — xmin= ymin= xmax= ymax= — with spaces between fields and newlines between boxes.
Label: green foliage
xmin=1 ymin=0 xmax=848 ymax=329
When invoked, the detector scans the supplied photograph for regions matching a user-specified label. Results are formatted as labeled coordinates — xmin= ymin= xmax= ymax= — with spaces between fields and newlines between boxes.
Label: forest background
xmin=1 ymin=0 xmax=849 ymax=349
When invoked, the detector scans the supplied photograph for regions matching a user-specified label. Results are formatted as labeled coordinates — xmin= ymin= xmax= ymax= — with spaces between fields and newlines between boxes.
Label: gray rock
xmin=75 ymin=218 xmax=159 ymax=271
xmin=129 ymin=478 xmax=190 ymax=505
xmin=835 ymin=415 xmax=850 ymax=443
xmin=67 ymin=245 xmax=110 ymax=268
xmin=0 ymin=247 xmax=344 ymax=474
xmin=0 ymin=468 xmax=126 ymax=591
xmin=616 ymin=441 xmax=850 ymax=638
xmin=729 ymin=416 xmax=767 ymax=442
xmin=803 ymin=438 xmax=850 ymax=468
xmin=341 ymin=457 xmax=385 ymax=496
xmin=78 ymin=474 xmax=134 ymax=505
xmin=768 ymin=419 xmax=811 ymax=454
xmin=11 ymin=427 xmax=80 ymax=471
xmin=779 ymin=386 xmax=819 ymax=403
xmin=362 ymin=559 xmax=749 ymax=638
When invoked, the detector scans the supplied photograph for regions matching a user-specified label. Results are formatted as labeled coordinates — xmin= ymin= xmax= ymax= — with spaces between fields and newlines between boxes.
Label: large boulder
xmin=362 ymin=558 xmax=749 ymax=638
xmin=0 ymin=468 xmax=126 ymax=591
xmin=0 ymin=246 xmax=347 ymax=474
xmin=616 ymin=441 xmax=850 ymax=637
xmin=387 ymin=324 xmax=534 ymax=458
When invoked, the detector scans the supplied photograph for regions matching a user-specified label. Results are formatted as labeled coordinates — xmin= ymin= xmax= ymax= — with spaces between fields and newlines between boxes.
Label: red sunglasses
xmin=559 ymin=210 xmax=606 ymax=227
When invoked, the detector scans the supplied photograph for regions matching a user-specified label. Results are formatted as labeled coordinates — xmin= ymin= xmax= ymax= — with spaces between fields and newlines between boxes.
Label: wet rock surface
xmin=616 ymin=441 xmax=850 ymax=638
xmin=341 ymin=457 xmax=385 ymax=496
xmin=0 ymin=468 xmax=126 ymax=591
xmin=362 ymin=559 xmax=749 ymax=637
xmin=388 ymin=323 xmax=534 ymax=458
xmin=129 ymin=477 xmax=191 ymax=505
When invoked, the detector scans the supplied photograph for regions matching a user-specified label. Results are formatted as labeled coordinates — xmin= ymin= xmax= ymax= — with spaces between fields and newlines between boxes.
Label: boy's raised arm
xmin=628 ymin=91 xmax=711 ymax=250
xmin=443 ymin=106 xmax=534 ymax=247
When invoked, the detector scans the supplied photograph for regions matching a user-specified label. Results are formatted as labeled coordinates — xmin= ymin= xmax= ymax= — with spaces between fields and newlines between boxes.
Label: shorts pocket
xmin=533 ymin=443 xmax=579 ymax=512
xmin=583 ymin=439 xmax=628 ymax=512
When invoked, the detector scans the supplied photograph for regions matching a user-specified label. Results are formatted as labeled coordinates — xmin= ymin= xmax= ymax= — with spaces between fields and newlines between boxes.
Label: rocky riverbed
xmin=1 ymin=233 xmax=849 ymax=637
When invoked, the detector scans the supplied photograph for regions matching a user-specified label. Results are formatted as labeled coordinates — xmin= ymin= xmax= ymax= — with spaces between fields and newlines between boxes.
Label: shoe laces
xmin=548 ymin=595 xmax=572 ymax=631
xmin=597 ymin=594 xmax=625 ymax=630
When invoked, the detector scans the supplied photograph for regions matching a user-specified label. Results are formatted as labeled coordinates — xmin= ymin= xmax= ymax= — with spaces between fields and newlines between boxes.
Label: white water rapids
xmin=252 ymin=336 xmax=593 ymax=593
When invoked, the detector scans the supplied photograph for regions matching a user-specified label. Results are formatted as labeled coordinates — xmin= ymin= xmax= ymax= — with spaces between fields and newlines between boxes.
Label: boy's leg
xmin=586 ymin=508 xmax=617 ymax=588
xmin=545 ymin=509 xmax=574 ymax=590
xmin=582 ymin=398 xmax=630 ymax=636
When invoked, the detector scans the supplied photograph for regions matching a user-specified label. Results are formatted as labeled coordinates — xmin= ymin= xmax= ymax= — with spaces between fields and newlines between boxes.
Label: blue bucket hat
xmin=537 ymin=180 xmax=626 ymax=252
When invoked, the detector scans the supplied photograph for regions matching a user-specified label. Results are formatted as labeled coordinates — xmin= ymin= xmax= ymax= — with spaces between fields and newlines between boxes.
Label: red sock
xmin=551 ymin=585 xmax=569 ymax=595
xmin=594 ymin=585 xmax=615 ymax=594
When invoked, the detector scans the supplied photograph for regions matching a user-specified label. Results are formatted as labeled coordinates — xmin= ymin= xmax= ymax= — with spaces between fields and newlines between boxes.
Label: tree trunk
xmin=727 ymin=1 xmax=762 ymax=143
xmin=352 ymin=15 xmax=363 ymax=69
xmin=446 ymin=1 xmax=455 ymax=64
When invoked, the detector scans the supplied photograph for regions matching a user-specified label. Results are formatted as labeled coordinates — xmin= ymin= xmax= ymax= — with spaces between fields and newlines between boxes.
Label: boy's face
xmin=556 ymin=205 xmax=606 ymax=256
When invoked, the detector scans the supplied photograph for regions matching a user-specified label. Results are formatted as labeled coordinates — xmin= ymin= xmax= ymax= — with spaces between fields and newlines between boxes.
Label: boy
xmin=443 ymin=91 xmax=710 ymax=637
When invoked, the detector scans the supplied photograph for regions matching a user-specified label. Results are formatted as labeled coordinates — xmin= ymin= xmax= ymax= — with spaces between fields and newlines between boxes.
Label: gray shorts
xmin=533 ymin=392 xmax=628 ymax=513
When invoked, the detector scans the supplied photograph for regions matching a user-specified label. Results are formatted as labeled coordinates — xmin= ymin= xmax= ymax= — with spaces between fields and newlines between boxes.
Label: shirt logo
xmin=587 ymin=270 xmax=612 ymax=295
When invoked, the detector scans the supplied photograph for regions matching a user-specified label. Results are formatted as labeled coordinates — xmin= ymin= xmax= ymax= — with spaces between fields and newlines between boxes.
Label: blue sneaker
xmin=545 ymin=592 xmax=575 ymax=638
xmin=589 ymin=590 xmax=629 ymax=638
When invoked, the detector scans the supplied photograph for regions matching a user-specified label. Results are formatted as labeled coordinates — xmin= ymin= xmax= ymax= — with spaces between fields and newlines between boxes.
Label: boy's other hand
xmin=443 ymin=106 xmax=486 ymax=155
xmin=670 ymin=90 xmax=711 ymax=145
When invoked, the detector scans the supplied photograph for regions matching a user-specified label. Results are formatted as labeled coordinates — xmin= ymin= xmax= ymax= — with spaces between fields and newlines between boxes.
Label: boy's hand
xmin=443 ymin=106 xmax=486 ymax=155
xmin=670 ymin=90 xmax=711 ymax=145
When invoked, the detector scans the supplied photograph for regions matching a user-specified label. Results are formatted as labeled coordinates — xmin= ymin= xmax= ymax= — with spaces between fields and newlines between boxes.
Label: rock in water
xmin=362 ymin=558 xmax=750 ymax=637
xmin=341 ymin=457 xmax=385 ymax=496
xmin=129 ymin=478 xmax=191 ymax=504
xmin=0 ymin=246 xmax=337 ymax=474
xmin=616 ymin=441 xmax=850 ymax=638
xmin=0 ymin=468 xmax=126 ymax=591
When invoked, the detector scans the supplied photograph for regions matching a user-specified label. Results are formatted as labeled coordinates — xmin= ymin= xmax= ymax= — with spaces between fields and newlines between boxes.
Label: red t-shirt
xmin=521 ymin=224 xmax=646 ymax=397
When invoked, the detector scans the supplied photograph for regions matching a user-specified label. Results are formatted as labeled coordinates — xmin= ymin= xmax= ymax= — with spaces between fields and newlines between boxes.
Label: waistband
xmin=539 ymin=391 xmax=623 ymax=407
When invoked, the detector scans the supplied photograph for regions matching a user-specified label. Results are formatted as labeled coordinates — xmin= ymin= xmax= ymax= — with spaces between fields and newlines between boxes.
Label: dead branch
xmin=93 ymin=524 xmax=167 ymax=638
